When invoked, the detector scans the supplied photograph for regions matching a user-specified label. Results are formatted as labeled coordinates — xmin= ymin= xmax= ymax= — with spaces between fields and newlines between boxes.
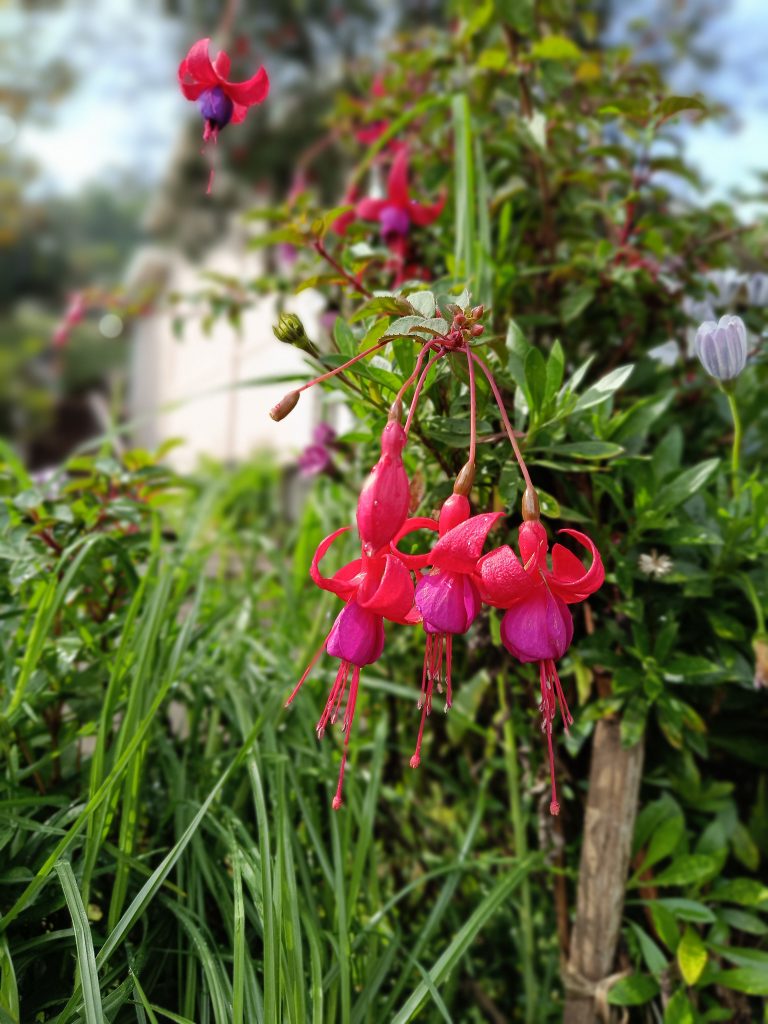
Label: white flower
xmin=638 ymin=550 xmax=674 ymax=579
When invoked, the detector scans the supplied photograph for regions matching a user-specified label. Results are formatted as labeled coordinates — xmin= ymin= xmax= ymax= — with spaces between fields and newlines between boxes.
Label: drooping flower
xmin=694 ymin=314 xmax=748 ymax=382
xmin=355 ymin=148 xmax=445 ymax=250
xmin=479 ymin=520 xmax=604 ymax=815
xmin=178 ymin=38 xmax=269 ymax=190
xmin=285 ymin=526 xmax=418 ymax=809
xmin=394 ymin=494 xmax=503 ymax=767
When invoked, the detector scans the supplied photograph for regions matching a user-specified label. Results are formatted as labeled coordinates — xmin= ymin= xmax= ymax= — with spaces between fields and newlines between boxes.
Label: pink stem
xmin=404 ymin=349 xmax=445 ymax=437
xmin=393 ymin=341 xmax=437 ymax=408
xmin=466 ymin=347 xmax=477 ymax=466
xmin=297 ymin=337 xmax=395 ymax=395
xmin=470 ymin=351 xmax=533 ymax=491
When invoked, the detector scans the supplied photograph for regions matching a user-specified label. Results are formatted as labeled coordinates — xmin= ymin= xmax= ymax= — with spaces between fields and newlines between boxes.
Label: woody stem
xmin=470 ymin=351 xmax=533 ymax=491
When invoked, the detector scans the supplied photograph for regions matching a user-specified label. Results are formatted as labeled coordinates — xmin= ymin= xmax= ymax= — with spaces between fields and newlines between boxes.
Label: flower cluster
xmin=275 ymin=304 xmax=604 ymax=815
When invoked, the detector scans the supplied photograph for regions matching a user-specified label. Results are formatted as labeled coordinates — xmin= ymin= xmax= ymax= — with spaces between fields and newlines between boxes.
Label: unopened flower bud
xmin=356 ymin=420 xmax=410 ymax=555
xmin=453 ymin=460 xmax=476 ymax=496
xmin=471 ymin=305 xmax=484 ymax=319
xmin=270 ymin=389 xmax=301 ymax=421
xmin=273 ymin=312 xmax=311 ymax=350
xmin=470 ymin=324 xmax=484 ymax=337
xmin=453 ymin=313 xmax=467 ymax=327
xmin=438 ymin=493 xmax=470 ymax=535
xmin=694 ymin=315 xmax=747 ymax=381
xmin=521 ymin=485 xmax=540 ymax=522
xmin=389 ymin=398 xmax=403 ymax=422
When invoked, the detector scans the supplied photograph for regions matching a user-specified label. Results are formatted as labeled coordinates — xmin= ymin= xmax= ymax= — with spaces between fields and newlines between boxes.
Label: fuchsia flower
xmin=395 ymin=494 xmax=503 ymax=767
xmin=479 ymin=521 xmax=604 ymax=814
xmin=286 ymin=418 xmax=417 ymax=810
xmin=178 ymin=38 xmax=269 ymax=190
xmin=298 ymin=423 xmax=337 ymax=478
xmin=355 ymin=148 xmax=446 ymax=249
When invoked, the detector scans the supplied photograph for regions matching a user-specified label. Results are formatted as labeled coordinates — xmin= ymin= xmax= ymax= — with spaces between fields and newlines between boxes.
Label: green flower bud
xmin=273 ymin=312 xmax=311 ymax=351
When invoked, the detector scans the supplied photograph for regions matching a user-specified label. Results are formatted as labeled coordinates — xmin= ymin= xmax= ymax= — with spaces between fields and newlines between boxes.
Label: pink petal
xmin=477 ymin=545 xmax=536 ymax=607
xmin=415 ymin=571 xmax=480 ymax=634
xmin=326 ymin=601 xmax=385 ymax=667
xmin=386 ymin=147 xmax=410 ymax=207
xmin=230 ymin=102 xmax=249 ymax=124
xmin=355 ymin=197 xmax=388 ymax=222
xmin=390 ymin=516 xmax=439 ymax=570
xmin=500 ymin=589 xmax=573 ymax=662
xmin=437 ymin=494 xmax=470 ymax=537
xmin=357 ymin=553 xmax=415 ymax=623
xmin=548 ymin=529 xmax=605 ymax=604
xmin=178 ymin=64 xmax=208 ymax=100
xmin=430 ymin=512 xmax=504 ymax=574
xmin=182 ymin=38 xmax=218 ymax=86
xmin=213 ymin=50 xmax=231 ymax=79
xmin=223 ymin=66 xmax=270 ymax=107
xmin=408 ymin=194 xmax=446 ymax=228
xmin=518 ymin=520 xmax=548 ymax=570
xmin=310 ymin=527 xmax=361 ymax=600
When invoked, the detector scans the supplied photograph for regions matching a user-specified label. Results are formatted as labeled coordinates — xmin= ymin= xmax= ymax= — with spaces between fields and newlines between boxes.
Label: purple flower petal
xmin=500 ymin=588 xmax=573 ymax=662
xmin=326 ymin=601 xmax=385 ymax=667
xmin=415 ymin=570 xmax=480 ymax=635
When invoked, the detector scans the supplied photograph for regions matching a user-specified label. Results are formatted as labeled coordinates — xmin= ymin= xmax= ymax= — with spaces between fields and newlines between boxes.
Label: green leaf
xmin=606 ymin=974 xmax=659 ymax=1006
xmin=544 ymin=340 xmax=565 ymax=403
xmin=406 ymin=291 xmax=437 ymax=318
xmin=560 ymin=284 xmax=595 ymax=323
xmin=648 ymin=903 xmax=680 ymax=951
xmin=664 ymin=990 xmax=694 ymax=1024
xmin=657 ymin=96 xmax=707 ymax=119
xmin=710 ymin=878 xmax=768 ymax=906
xmin=647 ymin=854 xmax=718 ymax=888
xmin=652 ymin=899 xmax=716 ymax=924
xmin=553 ymin=442 xmax=625 ymax=460
xmin=677 ymin=926 xmax=708 ymax=986
xmin=711 ymin=967 xmax=768 ymax=996
xmin=573 ymin=365 xmax=634 ymax=412
xmin=334 ymin=318 xmax=357 ymax=355
xmin=628 ymin=922 xmax=668 ymax=977
xmin=56 ymin=862 xmax=104 ymax=1024
xmin=652 ymin=459 xmax=719 ymax=515
xmin=524 ymin=348 xmax=547 ymax=413
xmin=529 ymin=35 xmax=582 ymax=61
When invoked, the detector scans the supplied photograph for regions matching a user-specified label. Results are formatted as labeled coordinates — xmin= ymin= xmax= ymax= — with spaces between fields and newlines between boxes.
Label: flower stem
xmin=404 ymin=349 xmax=445 ymax=437
xmin=470 ymin=351 xmax=533 ymax=491
xmin=314 ymin=239 xmax=373 ymax=298
xmin=297 ymin=337 xmax=393 ymax=395
xmin=466 ymin=347 xmax=477 ymax=467
xmin=739 ymin=572 xmax=766 ymax=636
xmin=497 ymin=673 xmax=538 ymax=1024
xmin=724 ymin=387 xmax=742 ymax=497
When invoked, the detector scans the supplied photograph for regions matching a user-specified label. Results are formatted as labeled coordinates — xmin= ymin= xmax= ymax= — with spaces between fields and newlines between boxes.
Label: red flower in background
xmin=355 ymin=148 xmax=445 ymax=248
xmin=178 ymin=38 xmax=269 ymax=140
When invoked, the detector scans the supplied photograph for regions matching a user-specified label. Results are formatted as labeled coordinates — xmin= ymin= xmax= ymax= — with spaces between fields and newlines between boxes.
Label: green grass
xmin=0 ymin=460 xmax=553 ymax=1023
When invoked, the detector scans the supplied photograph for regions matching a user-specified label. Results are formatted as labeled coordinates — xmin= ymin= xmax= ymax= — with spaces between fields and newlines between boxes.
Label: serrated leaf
xmin=406 ymin=291 xmax=437 ymax=318
xmin=677 ymin=926 xmax=707 ymax=985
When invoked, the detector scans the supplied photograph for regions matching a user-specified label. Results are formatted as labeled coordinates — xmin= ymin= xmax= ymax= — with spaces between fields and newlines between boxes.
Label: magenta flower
xmin=298 ymin=426 xmax=337 ymax=478
xmin=285 ymin=526 xmax=418 ymax=809
xmin=178 ymin=38 xmax=268 ymax=191
xmin=394 ymin=495 xmax=503 ymax=767
xmin=479 ymin=521 xmax=604 ymax=814
xmin=178 ymin=38 xmax=269 ymax=139
xmin=355 ymin=148 xmax=446 ymax=248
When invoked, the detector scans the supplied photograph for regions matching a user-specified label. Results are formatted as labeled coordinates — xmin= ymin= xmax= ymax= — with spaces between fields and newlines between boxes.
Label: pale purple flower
xmin=694 ymin=314 xmax=747 ymax=381
xmin=298 ymin=444 xmax=332 ymax=477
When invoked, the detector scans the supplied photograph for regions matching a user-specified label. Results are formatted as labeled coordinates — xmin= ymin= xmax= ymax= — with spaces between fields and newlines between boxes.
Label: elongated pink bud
xmin=356 ymin=420 xmax=409 ymax=555
xmin=269 ymin=390 xmax=300 ymax=421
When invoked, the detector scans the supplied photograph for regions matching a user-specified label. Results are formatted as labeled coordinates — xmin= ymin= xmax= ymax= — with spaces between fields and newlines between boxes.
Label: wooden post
xmin=563 ymin=718 xmax=644 ymax=1024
